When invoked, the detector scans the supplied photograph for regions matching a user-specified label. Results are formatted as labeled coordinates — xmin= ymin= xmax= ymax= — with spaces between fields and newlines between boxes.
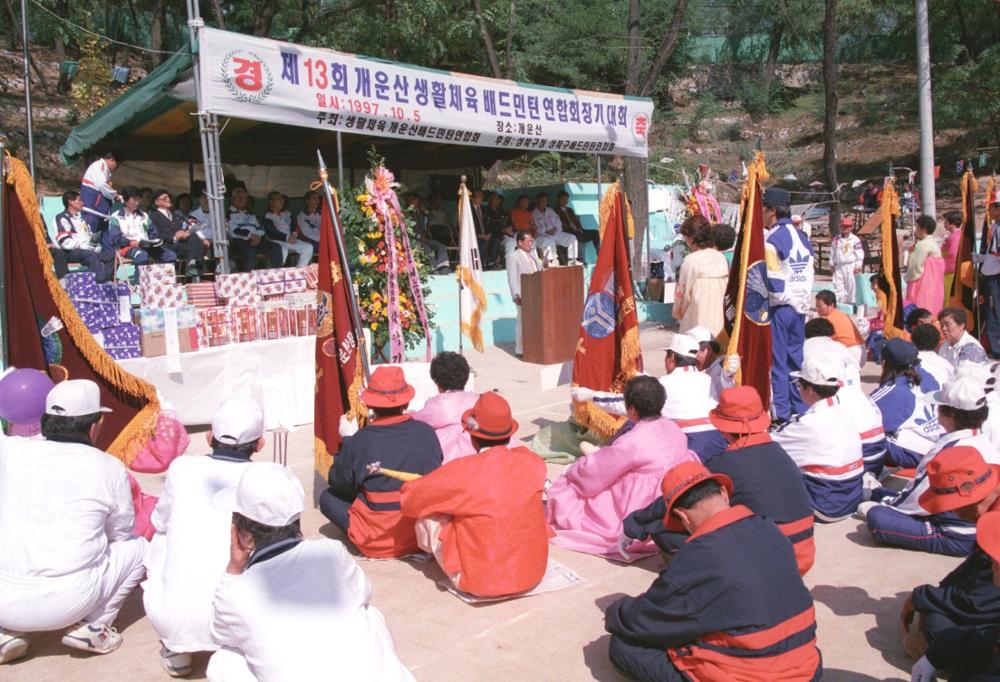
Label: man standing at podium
xmin=507 ymin=232 xmax=544 ymax=356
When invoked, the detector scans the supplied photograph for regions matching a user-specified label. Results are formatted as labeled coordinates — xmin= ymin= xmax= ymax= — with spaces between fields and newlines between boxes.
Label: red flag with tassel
xmin=571 ymin=181 xmax=642 ymax=440
xmin=2 ymin=155 xmax=159 ymax=465
xmin=722 ymin=152 xmax=772 ymax=409
xmin=314 ymin=188 xmax=365 ymax=476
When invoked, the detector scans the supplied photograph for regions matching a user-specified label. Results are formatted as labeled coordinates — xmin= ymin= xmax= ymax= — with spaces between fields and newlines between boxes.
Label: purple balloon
xmin=0 ymin=369 xmax=55 ymax=424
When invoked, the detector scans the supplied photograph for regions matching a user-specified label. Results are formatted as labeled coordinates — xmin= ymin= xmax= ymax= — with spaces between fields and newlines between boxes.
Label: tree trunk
xmin=210 ymin=0 xmax=226 ymax=29
xmin=504 ymin=0 xmax=516 ymax=79
xmin=254 ymin=0 xmax=278 ymax=36
xmin=148 ymin=0 xmax=166 ymax=68
xmin=637 ymin=0 xmax=688 ymax=97
xmin=471 ymin=0 xmax=502 ymax=78
xmin=822 ymin=0 xmax=839 ymax=228
xmin=764 ymin=19 xmax=784 ymax=93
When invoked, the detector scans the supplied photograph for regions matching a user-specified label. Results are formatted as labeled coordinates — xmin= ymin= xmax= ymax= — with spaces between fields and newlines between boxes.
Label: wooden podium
xmin=521 ymin=266 xmax=584 ymax=364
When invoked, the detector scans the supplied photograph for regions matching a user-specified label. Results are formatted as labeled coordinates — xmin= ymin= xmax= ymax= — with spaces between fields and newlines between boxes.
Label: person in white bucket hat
xmin=142 ymin=397 xmax=266 ymax=677
xmin=772 ymin=355 xmax=865 ymax=523
xmin=859 ymin=375 xmax=996 ymax=557
xmin=206 ymin=462 xmax=413 ymax=682
xmin=0 ymin=379 xmax=145 ymax=664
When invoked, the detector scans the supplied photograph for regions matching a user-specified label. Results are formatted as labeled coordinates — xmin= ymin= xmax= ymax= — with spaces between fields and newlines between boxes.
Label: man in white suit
xmin=507 ymin=231 xmax=544 ymax=356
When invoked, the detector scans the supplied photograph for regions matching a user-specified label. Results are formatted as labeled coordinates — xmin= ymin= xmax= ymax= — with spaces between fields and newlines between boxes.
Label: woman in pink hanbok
xmin=546 ymin=376 xmax=696 ymax=558
xmin=412 ymin=352 xmax=479 ymax=463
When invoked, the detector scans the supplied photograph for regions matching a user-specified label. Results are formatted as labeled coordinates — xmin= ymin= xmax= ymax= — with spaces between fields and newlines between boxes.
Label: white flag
xmin=456 ymin=183 xmax=487 ymax=351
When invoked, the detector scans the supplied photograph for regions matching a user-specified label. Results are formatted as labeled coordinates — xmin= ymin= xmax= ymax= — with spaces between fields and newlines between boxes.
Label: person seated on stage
xmin=319 ymin=366 xmax=443 ymax=558
xmin=103 ymin=185 xmax=177 ymax=269
xmin=412 ymin=351 xmax=478 ymax=463
xmin=263 ymin=191 xmax=314 ymax=266
xmin=227 ymin=184 xmax=282 ymax=273
xmin=815 ymin=289 xmax=865 ymax=367
xmin=939 ymin=306 xmax=989 ymax=368
xmin=149 ymin=189 xmax=210 ymax=282
xmin=400 ymin=392 xmax=548 ymax=598
xmin=79 ymin=150 xmax=121 ymax=233
xmin=899 ymin=445 xmax=1000 ymax=682
xmin=905 ymin=215 xmax=946 ymax=315
xmin=189 ymin=186 xmax=212 ymax=233
xmin=0 ymin=380 xmax=145 ymax=664
xmin=483 ymin=191 xmax=513 ymax=266
xmin=772 ymin=354 xmax=864 ymax=522
xmin=802 ymin=318 xmax=885 ymax=475
xmin=547 ymin=376 xmax=694 ymax=559
xmin=554 ymin=190 xmax=599 ymax=261
xmin=604 ymin=460 xmax=821 ymax=682
xmin=870 ymin=338 xmax=944 ymax=470
xmin=174 ymin=193 xmax=194 ymax=220
xmin=712 ymin=222 xmax=736 ymax=266
xmin=623 ymin=386 xmax=816 ymax=575
xmin=509 ymin=194 xmax=533 ymax=234
xmin=426 ymin=192 xmax=453 ymax=245
xmin=142 ymin=398 xmax=265 ymax=678
xmin=138 ymin=187 xmax=154 ymax=213
xmin=406 ymin=193 xmax=449 ymax=274
xmin=912 ymin=323 xmax=954 ymax=388
xmin=54 ymin=190 xmax=114 ymax=283
xmin=295 ymin=189 xmax=322 ymax=248
xmin=469 ymin=188 xmax=491 ymax=258
xmin=208 ymin=463 xmax=414 ymax=682
xmin=531 ymin=193 xmax=578 ymax=266
xmin=857 ymin=377 xmax=995 ymax=558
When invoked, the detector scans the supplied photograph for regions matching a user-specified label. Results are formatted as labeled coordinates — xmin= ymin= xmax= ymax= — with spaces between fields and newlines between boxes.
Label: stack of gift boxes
xmin=64 ymin=272 xmax=141 ymax=360
xmin=68 ymin=265 xmax=319 ymax=361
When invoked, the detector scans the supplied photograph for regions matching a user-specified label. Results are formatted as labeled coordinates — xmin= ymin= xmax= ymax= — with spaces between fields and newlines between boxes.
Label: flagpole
xmin=317 ymin=150 xmax=370 ymax=382
xmin=0 ymin=139 xmax=7 ymax=369
xmin=456 ymin=176 xmax=467 ymax=355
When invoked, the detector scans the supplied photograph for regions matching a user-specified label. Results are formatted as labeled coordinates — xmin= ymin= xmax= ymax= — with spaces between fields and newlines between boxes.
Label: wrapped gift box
xmin=76 ymin=301 xmax=119 ymax=332
xmin=261 ymin=303 xmax=292 ymax=340
xmin=185 ymin=282 xmax=223 ymax=309
xmin=140 ymin=282 xmax=188 ymax=309
xmin=64 ymin=271 xmax=100 ymax=301
xmin=284 ymin=291 xmax=316 ymax=307
xmin=138 ymin=263 xmax=176 ymax=288
xmin=141 ymin=327 xmax=200 ymax=357
xmin=215 ymin=273 xmax=262 ymax=306
xmin=103 ymin=323 xmax=142 ymax=360
xmin=138 ymin=306 xmax=199 ymax=333
xmin=197 ymin=307 xmax=234 ymax=347
xmin=283 ymin=267 xmax=309 ymax=293
xmin=305 ymin=263 xmax=319 ymax=289
xmin=290 ymin=306 xmax=309 ymax=336
xmin=99 ymin=281 xmax=133 ymax=325
xmin=254 ymin=269 xmax=286 ymax=296
xmin=231 ymin=305 xmax=262 ymax=343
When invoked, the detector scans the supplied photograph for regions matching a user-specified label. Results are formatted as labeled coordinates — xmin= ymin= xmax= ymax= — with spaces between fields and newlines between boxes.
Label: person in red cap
xmin=622 ymin=385 xmax=816 ymax=575
xmin=829 ymin=216 xmax=863 ymax=305
xmin=318 ymin=366 xmax=443 ymax=558
xmin=605 ymin=460 xmax=821 ymax=681
xmin=899 ymin=446 xmax=1000 ymax=682
xmin=399 ymin=392 xmax=548 ymax=598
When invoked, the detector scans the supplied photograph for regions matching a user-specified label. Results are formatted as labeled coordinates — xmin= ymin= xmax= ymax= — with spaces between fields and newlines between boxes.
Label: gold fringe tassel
xmin=455 ymin=265 xmax=486 ymax=351
xmin=880 ymin=179 xmax=905 ymax=340
xmin=6 ymin=158 xmax=159 ymax=466
xmin=314 ymin=356 xmax=367 ymax=475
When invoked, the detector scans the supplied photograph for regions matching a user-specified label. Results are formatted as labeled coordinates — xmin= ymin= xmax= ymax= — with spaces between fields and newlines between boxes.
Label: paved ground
xmin=5 ymin=323 xmax=961 ymax=681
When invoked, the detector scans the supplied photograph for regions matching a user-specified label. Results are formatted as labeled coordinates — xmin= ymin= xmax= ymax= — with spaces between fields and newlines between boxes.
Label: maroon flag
xmin=571 ymin=181 xmax=642 ymax=440
xmin=3 ymin=156 xmax=159 ymax=465
xmin=314 ymin=191 xmax=364 ymax=475
xmin=722 ymin=153 xmax=772 ymax=409
xmin=950 ymin=169 xmax=980 ymax=334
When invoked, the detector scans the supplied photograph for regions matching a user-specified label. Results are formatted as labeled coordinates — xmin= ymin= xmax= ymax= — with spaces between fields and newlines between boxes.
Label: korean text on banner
xmin=197 ymin=27 xmax=654 ymax=158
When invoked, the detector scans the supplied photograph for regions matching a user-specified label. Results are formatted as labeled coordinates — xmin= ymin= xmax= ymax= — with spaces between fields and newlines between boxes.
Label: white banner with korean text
xmin=198 ymin=28 xmax=654 ymax=158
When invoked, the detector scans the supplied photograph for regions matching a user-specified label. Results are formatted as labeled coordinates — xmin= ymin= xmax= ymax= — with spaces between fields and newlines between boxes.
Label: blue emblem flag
xmin=571 ymin=181 xmax=642 ymax=440
xmin=722 ymin=152 xmax=772 ymax=410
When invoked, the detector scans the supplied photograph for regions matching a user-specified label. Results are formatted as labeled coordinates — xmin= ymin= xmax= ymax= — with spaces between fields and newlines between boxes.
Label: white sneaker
xmin=855 ymin=501 xmax=879 ymax=521
xmin=861 ymin=472 xmax=881 ymax=501
xmin=61 ymin=622 xmax=122 ymax=655
xmin=0 ymin=628 xmax=28 ymax=664
xmin=160 ymin=645 xmax=193 ymax=677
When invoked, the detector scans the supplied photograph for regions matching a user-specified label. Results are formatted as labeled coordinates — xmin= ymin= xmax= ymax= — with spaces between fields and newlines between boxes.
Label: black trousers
xmin=62 ymin=248 xmax=115 ymax=282
xmin=231 ymin=239 xmax=283 ymax=272
xmin=608 ymin=636 xmax=685 ymax=681
xmin=171 ymin=236 xmax=208 ymax=263
xmin=318 ymin=489 xmax=352 ymax=532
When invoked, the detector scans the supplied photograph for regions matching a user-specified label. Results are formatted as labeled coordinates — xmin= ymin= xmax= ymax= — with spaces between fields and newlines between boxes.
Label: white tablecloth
xmin=117 ymin=338 xmax=456 ymax=429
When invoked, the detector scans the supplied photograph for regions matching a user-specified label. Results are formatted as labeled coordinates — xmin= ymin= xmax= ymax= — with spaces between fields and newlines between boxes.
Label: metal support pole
xmin=596 ymin=155 xmax=602 ymax=202
xmin=317 ymin=150 xmax=371 ymax=382
xmin=186 ymin=0 xmax=229 ymax=273
xmin=336 ymin=131 xmax=344 ymax=190
xmin=19 ymin=0 xmax=35 ymax=181
xmin=456 ymin=176 xmax=467 ymax=355
xmin=0 ymin=140 xmax=8 ymax=369
xmin=915 ymin=0 xmax=936 ymax=219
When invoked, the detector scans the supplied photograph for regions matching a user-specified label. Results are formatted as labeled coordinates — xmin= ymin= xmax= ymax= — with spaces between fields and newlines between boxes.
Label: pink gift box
xmin=215 ymin=273 xmax=262 ymax=307
xmin=140 ymin=283 xmax=187 ymax=309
